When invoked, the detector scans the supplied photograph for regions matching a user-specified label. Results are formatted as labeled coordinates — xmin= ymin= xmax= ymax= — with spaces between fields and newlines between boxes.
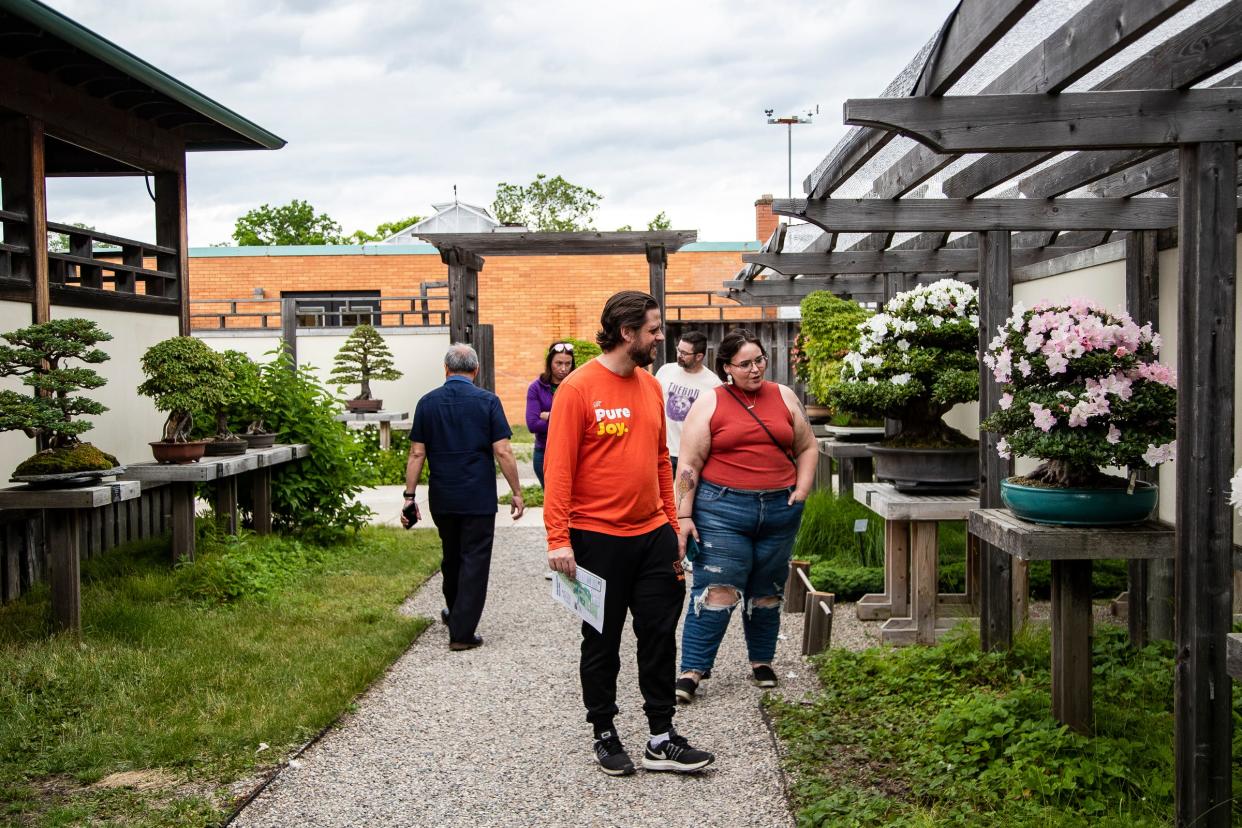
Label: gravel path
xmin=233 ymin=526 xmax=822 ymax=828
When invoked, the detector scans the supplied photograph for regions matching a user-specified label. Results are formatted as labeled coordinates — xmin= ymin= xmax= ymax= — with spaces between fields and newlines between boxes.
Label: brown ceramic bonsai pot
xmin=346 ymin=398 xmax=382 ymax=413
xmin=204 ymin=437 xmax=248 ymax=456
xmin=150 ymin=440 xmax=208 ymax=464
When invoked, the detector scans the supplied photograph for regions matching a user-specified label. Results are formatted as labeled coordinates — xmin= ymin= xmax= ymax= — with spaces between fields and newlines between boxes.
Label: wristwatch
xmin=402 ymin=491 xmax=416 ymax=499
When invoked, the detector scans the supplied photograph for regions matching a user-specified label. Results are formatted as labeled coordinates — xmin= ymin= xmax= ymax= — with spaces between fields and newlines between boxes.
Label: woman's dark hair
xmin=715 ymin=328 xmax=766 ymax=381
xmin=540 ymin=341 xmax=577 ymax=384
xmin=596 ymin=290 xmax=658 ymax=351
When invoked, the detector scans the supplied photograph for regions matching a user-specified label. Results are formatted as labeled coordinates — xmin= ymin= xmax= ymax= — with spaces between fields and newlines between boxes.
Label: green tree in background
xmin=344 ymin=215 xmax=423 ymax=244
xmin=646 ymin=211 xmax=671 ymax=230
xmin=493 ymin=174 xmax=601 ymax=231
xmin=232 ymin=200 xmax=344 ymax=245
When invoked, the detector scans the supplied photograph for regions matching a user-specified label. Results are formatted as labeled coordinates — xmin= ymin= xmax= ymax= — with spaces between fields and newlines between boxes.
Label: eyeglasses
xmin=675 ymin=349 xmax=701 ymax=358
xmin=551 ymin=343 xmax=574 ymax=353
xmin=728 ymin=354 xmax=768 ymax=371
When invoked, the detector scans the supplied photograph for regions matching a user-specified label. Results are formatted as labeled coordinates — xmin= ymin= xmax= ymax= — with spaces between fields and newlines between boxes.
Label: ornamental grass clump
xmin=830 ymin=279 xmax=979 ymax=447
xmin=981 ymin=299 xmax=1176 ymax=488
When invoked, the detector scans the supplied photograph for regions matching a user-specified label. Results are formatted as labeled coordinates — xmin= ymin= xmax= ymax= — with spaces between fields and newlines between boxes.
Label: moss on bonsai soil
xmin=15 ymin=443 xmax=120 ymax=476
xmin=1009 ymin=472 xmax=1131 ymax=490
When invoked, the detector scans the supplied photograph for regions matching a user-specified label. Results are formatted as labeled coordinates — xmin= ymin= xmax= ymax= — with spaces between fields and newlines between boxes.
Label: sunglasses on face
xmin=551 ymin=343 xmax=575 ymax=353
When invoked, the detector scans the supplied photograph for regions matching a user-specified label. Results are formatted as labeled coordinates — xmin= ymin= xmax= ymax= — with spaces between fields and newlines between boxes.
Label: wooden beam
xmin=775 ymin=198 xmax=1183 ymax=232
xmin=419 ymin=231 xmax=695 ymax=257
xmin=978 ymin=231 xmax=1013 ymax=652
xmin=0 ymin=116 xmax=49 ymax=322
xmin=845 ymin=88 xmax=1242 ymax=154
xmin=743 ymin=246 xmax=1084 ymax=276
xmin=1174 ymin=141 xmax=1236 ymax=828
xmin=154 ymin=164 xmax=189 ymax=332
xmin=1020 ymin=150 xmax=1162 ymax=199
xmin=805 ymin=0 xmax=1037 ymax=198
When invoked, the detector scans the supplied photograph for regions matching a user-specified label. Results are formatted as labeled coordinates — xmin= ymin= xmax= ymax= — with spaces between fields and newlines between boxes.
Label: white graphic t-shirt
xmin=655 ymin=362 xmax=722 ymax=457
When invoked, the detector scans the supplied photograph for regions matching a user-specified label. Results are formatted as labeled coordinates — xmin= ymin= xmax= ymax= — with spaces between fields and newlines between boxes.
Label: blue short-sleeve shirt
xmin=410 ymin=375 xmax=512 ymax=515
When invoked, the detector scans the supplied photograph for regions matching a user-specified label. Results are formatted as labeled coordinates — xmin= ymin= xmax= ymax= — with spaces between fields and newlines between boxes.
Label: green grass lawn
xmin=0 ymin=525 xmax=442 ymax=826
xmin=509 ymin=424 xmax=535 ymax=444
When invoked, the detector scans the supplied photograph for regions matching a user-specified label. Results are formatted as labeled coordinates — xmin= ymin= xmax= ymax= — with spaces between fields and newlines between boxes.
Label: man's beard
xmin=676 ymin=355 xmax=694 ymax=369
xmin=628 ymin=339 xmax=655 ymax=367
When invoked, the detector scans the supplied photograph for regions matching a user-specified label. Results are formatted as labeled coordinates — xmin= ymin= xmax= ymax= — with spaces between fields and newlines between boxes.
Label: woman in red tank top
xmin=670 ymin=329 xmax=819 ymax=702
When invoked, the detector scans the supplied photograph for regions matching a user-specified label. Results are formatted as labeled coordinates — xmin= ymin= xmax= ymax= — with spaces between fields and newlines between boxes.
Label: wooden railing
xmin=664 ymin=289 xmax=748 ymax=321
xmin=190 ymin=285 xmax=450 ymax=330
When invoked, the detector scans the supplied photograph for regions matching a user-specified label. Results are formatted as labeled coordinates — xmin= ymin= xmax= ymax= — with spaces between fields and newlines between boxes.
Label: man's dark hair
xmin=596 ymin=290 xmax=659 ymax=352
xmin=715 ymin=328 xmax=765 ymax=381
xmin=539 ymin=341 xmax=577 ymax=384
xmin=679 ymin=331 xmax=708 ymax=355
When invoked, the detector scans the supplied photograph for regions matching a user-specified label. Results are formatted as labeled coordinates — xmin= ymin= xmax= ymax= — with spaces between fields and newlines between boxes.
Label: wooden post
xmin=978 ymin=230 xmax=1014 ymax=651
xmin=47 ymin=511 xmax=81 ymax=633
xmin=1051 ymin=559 xmax=1093 ymax=733
xmin=910 ymin=521 xmax=938 ymax=644
xmin=215 ymin=476 xmax=238 ymax=535
xmin=154 ymin=163 xmax=190 ymax=334
xmin=442 ymin=246 xmax=484 ymax=346
xmin=0 ymin=116 xmax=49 ymax=323
xmin=474 ymin=323 xmax=496 ymax=392
xmin=802 ymin=591 xmax=835 ymax=656
xmin=280 ymin=298 xmax=298 ymax=367
xmin=1125 ymin=229 xmax=1163 ymax=647
xmin=1175 ymin=141 xmax=1236 ymax=828
xmin=252 ymin=467 xmax=273 ymax=535
xmin=169 ymin=483 xmax=196 ymax=562
xmin=784 ymin=560 xmax=811 ymax=614
xmin=648 ymin=244 xmax=668 ymax=371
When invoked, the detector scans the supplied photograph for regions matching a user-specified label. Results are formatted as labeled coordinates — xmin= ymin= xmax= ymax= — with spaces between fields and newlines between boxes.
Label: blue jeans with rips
xmin=679 ymin=479 xmax=805 ymax=673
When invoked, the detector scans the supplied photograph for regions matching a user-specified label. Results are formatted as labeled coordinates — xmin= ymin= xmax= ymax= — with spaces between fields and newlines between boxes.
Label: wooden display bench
xmin=853 ymin=482 xmax=980 ymax=646
xmin=969 ymin=508 xmax=1174 ymax=733
xmin=334 ymin=410 xmax=409 ymax=450
xmin=0 ymin=480 xmax=141 ymax=633
xmin=121 ymin=444 xmax=309 ymax=562
xmin=819 ymin=440 xmax=875 ymax=497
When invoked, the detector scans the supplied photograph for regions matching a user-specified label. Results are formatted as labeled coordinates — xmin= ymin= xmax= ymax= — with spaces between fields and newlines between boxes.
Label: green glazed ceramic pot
xmin=1000 ymin=477 xmax=1158 ymax=526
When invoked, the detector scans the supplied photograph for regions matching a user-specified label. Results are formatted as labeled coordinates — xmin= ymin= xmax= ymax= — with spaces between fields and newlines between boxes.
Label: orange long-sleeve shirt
xmin=543 ymin=359 xmax=679 ymax=550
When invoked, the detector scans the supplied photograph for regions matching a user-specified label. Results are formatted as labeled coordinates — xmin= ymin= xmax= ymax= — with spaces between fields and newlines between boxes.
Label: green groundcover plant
xmin=982 ymin=299 xmax=1176 ymax=488
xmin=831 ymin=280 xmax=979 ymax=447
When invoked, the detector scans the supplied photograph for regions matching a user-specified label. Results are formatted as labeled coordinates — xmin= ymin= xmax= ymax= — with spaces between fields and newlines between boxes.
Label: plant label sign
xmin=853 ymin=519 xmax=869 ymax=534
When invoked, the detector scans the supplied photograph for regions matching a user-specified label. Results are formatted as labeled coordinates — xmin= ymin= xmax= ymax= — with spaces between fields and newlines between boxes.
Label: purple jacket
xmin=526 ymin=377 xmax=556 ymax=449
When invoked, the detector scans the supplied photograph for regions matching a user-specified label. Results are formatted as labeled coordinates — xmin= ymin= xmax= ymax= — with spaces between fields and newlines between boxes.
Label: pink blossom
xmin=1017 ymin=358 xmax=1032 ymax=377
xmin=1136 ymin=360 xmax=1177 ymax=389
xmin=993 ymin=348 xmax=1012 ymax=384
xmin=999 ymin=392 xmax=1013 ymax=410
xmin=1114 ymin=346 xmax=1129 ymax=357
xmin=1030 ymin=403 xmax=1056 ymax=432
xmin=1023 ymin=331 xmax=1044 ymax=354
xmin=1045 ymin=352 xmax=1068 ymax=375
xmin=1142 ymin=441 xmax=1176 ymax=467
xmin=997 ymin=438 xmax=1012 ymax=460
xmin=1106 ymin=425 xmax=1121 ymax=444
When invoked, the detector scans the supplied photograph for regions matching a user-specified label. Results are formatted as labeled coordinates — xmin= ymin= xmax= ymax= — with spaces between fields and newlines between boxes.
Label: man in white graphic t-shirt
xmin=655 ymin=331 xmax=721 ymax=477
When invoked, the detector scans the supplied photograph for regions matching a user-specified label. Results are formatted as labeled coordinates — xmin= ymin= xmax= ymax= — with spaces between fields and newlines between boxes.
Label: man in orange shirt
xmin=544 ymin=290 xmax=715 ymax=777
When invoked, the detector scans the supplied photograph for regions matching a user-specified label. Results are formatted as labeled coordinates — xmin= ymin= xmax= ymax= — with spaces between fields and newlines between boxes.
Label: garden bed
xmin=0 ymin=525 xmax=442 ymax=826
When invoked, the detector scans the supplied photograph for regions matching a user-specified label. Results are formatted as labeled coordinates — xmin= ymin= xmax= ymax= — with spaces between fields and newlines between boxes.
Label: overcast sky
xmin=43 ymin=0 xmax=958 ymax=246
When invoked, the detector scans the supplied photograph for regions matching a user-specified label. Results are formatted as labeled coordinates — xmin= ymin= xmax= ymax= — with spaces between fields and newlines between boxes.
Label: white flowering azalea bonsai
xmin=830 ymin=279 xmax=980 ymax=447
xmin=981 ymin=299 xmax=1176 ymax=489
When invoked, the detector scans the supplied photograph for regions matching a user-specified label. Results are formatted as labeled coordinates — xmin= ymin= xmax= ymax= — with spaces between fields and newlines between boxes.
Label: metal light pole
xmin=766 ymin=109 xmax=814 ymax=199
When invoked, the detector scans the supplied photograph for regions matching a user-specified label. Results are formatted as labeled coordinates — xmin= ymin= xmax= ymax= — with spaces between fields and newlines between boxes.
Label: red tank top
xmin=701 ymin=381 xmax=797 ymax=489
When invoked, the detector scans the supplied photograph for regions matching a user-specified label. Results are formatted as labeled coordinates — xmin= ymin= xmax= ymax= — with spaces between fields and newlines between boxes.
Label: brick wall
xmin=188 ymin=245 xmax=760 ymax=419
xmin=755 ymin=194 xmax=778 ymax=243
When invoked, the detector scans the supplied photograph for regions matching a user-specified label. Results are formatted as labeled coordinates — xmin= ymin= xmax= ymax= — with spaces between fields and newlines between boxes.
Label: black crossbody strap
xmin=722 ymin=385 xmax=797 ymax=469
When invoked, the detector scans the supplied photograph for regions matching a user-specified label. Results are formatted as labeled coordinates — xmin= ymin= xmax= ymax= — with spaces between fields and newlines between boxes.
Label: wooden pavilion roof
xmin=416 ymin=230 xmax=697 ymax=257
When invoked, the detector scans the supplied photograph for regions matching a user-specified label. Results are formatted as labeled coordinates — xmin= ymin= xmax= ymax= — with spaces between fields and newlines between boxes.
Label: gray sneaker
xmin=593 ymin=731 xmax=636 ymax=776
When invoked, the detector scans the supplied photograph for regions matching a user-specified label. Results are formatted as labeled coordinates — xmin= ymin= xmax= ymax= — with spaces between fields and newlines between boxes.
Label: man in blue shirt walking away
xmin=402 ymin=344 xmax=525 ymax=650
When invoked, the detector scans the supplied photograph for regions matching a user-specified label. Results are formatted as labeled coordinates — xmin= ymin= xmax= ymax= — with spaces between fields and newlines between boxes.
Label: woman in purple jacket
xmin=526 ymin=341 xmax=576 ymax=487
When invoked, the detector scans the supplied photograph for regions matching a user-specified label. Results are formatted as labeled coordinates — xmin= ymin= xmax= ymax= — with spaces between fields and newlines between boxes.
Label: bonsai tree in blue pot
xmin=981 ymin=299 xmax=1176 ymax=525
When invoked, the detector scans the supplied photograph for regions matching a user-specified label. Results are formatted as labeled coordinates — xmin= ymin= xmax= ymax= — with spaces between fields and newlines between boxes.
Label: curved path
xmin=234 ymin=525 xmax=819 ymax=828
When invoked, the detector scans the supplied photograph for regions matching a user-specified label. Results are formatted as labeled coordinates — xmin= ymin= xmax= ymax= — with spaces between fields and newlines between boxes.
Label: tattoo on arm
xmin=676 ymin=468 xmax=698 ymax=512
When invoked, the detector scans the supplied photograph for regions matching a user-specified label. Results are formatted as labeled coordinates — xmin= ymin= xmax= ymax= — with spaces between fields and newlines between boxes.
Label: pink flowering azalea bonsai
xmin=981 ymin=299 xmax=1176 ymax=488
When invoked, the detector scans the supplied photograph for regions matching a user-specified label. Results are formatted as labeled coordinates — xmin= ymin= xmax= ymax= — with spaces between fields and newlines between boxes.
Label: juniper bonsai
xmin=329 ymin=325 xmax=401 ymax=401
xmin=0 ymin=318 xmax=118 ymax=474
xmin=138 ymin=337 xmax=232 ymax=443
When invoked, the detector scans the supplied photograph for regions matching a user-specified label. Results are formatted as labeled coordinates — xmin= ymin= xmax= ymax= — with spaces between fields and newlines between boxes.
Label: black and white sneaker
xmin=642 ymin=729 xmax=715 ymax=773
xmin=751 ymin=664 xmax=778 ymax=688
xmin=593 ymin=731 xmax=636 ymax=776
xmin=675 ymin=676 xmax=699 ymax=704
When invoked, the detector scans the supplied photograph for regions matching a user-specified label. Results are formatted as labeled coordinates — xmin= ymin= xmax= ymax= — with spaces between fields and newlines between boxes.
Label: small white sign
xmin=853 ymin=518 xmax=869 ymax=533
xmin=551 ymin=565 xmax=607 ymax=633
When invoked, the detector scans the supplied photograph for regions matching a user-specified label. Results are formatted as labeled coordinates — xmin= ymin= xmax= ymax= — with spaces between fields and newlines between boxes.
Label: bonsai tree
xmin=830 ymin=279 xmax=979 ymax=446
xmin=222 ymin=350 xmax=271 ymax=436
xmin=329 ymin=325 xmax=401 ymax=401
xmin=0 ymin=318 xmax=118 ymax=474
xmin=797 ymin=291 xmax=874 ymax=422
xmin=138 ymin=337 xmax=232 ymax=442
xmin=981 ymin=300 xmax=1176 ymax=488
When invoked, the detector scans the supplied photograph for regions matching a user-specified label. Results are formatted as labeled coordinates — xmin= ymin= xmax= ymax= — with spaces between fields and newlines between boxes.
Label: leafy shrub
xmin=797 ymin=291 xmax=872 ymax=404
xmin=499 ymin=484 xmax=544 ymax=507
xmin=563 ymin=337 xmax=601 ymax=367
xmin=354 ymin=426 xmax=427 ymax=487
xmin=176 ymin=530 xmax=330 ymax=602
xmin=808 ymin=562 xmax=884 ymax=601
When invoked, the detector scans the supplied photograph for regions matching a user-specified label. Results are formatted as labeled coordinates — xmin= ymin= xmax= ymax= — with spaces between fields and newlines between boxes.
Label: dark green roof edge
xmin=4 ymin=0 xmax=286 ymax=151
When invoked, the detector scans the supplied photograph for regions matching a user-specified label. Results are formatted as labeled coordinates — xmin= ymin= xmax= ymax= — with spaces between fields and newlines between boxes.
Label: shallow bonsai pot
xmin=870 ymin=444 xmax=978 ymax=493
xmin=804 ymin=404 xmax=833 ymax=423
xmin=10 ymin=466 xmax=125 ymax=488
xmin=243 ymin=432 xmax=278 ymax=449
xmin=1000 ymin=477 xmax=1158 ymax=526
xmin=346 ymin=399 xmax=382 ymax=413
xmin=822 ymin=424 xmax=887 ymax=443
xmin=204 ymin=438 xmax=248 ymax=456
xmin=150 ymin=440 xmax=208 ymax=464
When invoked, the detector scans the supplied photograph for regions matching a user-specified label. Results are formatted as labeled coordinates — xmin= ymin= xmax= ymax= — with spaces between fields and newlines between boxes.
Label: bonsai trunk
xmin=358 ymin=376 xmax=372 ymax=401
xmin=883 ymin=399 xmax=974 ymax=448
xmin=1023 ymin=460 xmax=1108 ymax=489
xmin=246 ymin=418 xmax=269 ymax=435
xmin=215 ymin=410 xmax=236 ymax=441
xmin=163 ymin=410 xmax=194 ymax=443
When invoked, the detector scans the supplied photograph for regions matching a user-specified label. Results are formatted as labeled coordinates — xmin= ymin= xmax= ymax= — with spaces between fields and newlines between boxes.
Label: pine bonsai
xmin=138 ymin=337 xmax=232 ymax=443
xmin=0 ymin=318 xmax=118 ymax=475
xmin=330 ymin=325 xmax=401 ymax=401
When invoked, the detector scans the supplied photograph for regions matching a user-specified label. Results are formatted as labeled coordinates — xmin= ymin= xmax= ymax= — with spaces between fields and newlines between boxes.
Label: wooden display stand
xmin=819 ymin=440 xmax=875 ymax=497
xmin=0 ymin=480 xmax=141 ymax=633
xmin=854 ymin=483 xmax=980 ymax=645
xmin=969 ymin=508 xmax=1175 ymax=733
xmin=335 ymin=410 xmax=409 ymax=450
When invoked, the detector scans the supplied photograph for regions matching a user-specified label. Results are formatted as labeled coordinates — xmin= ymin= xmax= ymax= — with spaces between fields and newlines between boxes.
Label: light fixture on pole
xmin=765 ymin=107 xmax=815 ymax=203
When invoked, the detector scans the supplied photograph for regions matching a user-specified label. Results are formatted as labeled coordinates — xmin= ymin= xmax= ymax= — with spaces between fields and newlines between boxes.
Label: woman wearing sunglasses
xmin=670 ymin=328 xmax=818 ymax=702
xmin=526 ymin=341 xmax=576 ymax=487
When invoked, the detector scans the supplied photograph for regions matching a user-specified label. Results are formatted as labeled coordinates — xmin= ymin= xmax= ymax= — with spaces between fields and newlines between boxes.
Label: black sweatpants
xmin=434 ymin=512 xmax=495 ymax=643
xmin=572 ymin=523 xmax=685 ymax=737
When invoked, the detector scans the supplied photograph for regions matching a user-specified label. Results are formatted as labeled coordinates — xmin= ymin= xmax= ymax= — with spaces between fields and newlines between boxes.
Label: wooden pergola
xmin=417 ymin=230 xmax=697 ymax=384
xmin=0 ymin=0 xmax=285 ymax=333
xmin=734 ymin=2 xmax=1242 ymax=824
